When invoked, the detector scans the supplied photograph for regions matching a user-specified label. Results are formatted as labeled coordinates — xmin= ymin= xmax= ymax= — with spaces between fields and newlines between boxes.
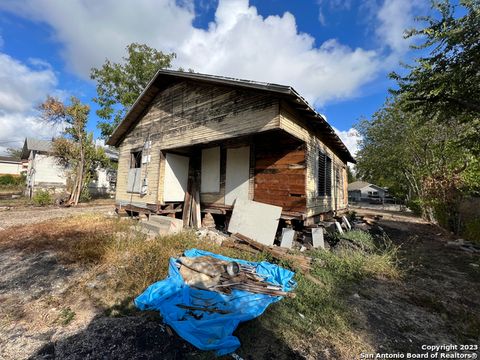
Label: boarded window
xmin=318 ymin=152 xmax=332 ymax=197
xmin=127 ymin=150 xmax=142 ymax=193
xmin=201 ymin=147 xmax=220 ymax=193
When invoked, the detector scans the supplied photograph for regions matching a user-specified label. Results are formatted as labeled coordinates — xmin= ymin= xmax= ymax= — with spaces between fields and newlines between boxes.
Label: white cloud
xmin=0 ymin=53 xmax=61 ymax=155
xmin=0 ymin=0 xmax=381 ymax=107
xmin=0 ymin=0 xmax=196 ymax=77
xmin=374 ymin=0 xmax=427 ymax=56
xmin=333 ymin=126 xmax=362 ymax=157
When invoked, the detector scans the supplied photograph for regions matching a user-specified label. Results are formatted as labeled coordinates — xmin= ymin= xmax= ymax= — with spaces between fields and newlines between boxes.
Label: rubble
xmin=224 ymin=233 xmax=314 ymax=273
xmin=196 ymin=228 xmax=228 ymax=245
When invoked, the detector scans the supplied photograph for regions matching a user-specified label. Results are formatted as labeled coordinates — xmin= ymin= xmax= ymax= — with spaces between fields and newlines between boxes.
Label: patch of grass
xmin=57 ymin=307 xmax=76 ymax=325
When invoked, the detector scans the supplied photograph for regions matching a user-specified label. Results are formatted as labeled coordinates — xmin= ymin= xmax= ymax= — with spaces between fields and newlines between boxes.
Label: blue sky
xmin=0 ymin=0 xmax=433 ymax=155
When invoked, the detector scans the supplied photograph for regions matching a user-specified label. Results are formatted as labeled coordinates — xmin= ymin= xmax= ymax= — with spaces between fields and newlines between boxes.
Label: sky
xmin=0 ymin=0 xmax=433 ymax=157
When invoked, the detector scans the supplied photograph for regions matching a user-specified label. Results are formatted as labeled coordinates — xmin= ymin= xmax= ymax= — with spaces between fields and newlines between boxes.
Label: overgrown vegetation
xmin=356 ymin=1 xmax=480 ymax=235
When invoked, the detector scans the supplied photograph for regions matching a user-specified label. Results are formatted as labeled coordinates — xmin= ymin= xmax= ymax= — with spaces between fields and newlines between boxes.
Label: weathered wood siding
xmin=278 ymin=101 xmax=348 ymax=217
xmin=253 ymin=132 xmax=306 ymax=213
xmin=116 ymin=81 xmax=279 ymax=204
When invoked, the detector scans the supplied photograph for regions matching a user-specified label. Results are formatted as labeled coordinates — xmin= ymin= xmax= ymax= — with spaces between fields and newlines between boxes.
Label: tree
xmin=390 ymin=0 xmax=480 ymax=146
xmin=356 ymin=98 xmax=479 ymax=226
xmin=6 ymin=147 xmax=22 ymax=159
xmin=347 ymin=166 xmax=357 ymax=183
xmin=39 ymin=96 xmax=109 ymax=205
xmin=90 ymin=43 xmax=176 ymax=138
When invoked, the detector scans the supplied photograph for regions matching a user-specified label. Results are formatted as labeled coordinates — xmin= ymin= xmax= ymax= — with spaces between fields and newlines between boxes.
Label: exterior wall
xmin=116 ymin=80 xmax=280 ymax=205
xmin=278 ymin=101 xmax=348 ymax=217
xmin=0 ymin=161 xmax=22 ymax=175
xmin=253 ymin=131 xmax=306 ymax=214
xmin=30 ymin=153 xmax=67 ymax=187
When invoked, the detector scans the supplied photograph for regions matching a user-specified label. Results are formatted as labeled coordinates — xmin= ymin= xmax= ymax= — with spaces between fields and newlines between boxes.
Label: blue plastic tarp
xmin=135 ymin=249 xmax=296 ymax=356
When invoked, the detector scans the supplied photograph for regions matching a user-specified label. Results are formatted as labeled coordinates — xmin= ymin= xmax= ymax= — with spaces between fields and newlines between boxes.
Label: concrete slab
xmin=228 ymin=199 xmax=282 ymax=246
xmin=142 ymin=215 xmax=183 ymax=235
xmin=312 ymin=228 xmax=325 ymax=248
xmin=280 ymin=228 xmax=295 ymax=249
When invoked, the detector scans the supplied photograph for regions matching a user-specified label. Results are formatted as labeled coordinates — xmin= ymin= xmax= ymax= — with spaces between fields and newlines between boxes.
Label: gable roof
xmin=348 ymin=181 xmax=385 ymax=192
xmin=106 ymin=69 xmax=356 ymax=163
xmin=21 ymin=138 xmax=53 ymax=159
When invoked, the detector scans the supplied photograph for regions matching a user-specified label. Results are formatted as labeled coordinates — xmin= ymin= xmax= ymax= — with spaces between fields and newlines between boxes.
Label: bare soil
xmin=0 ymin=209 xmax=478 ymax=359
xmin=0 ymin=204 xmax=114 ymax=229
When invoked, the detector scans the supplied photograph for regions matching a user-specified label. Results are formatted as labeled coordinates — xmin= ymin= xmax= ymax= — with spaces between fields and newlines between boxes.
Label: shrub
xmin=32 ymin=190 xmax=53 ymax=206
xmin=463 ymin=217 xmax=480 ymax=245
xmin=0 ymin=174 xmax=17 ymax=185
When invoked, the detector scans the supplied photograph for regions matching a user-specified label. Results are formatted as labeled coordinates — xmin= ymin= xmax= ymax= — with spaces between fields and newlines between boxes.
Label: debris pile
xmin=178 ymin=255 xmax=295 ymax=297
xmin=224 ymin=233 xmax=313 ymax=273
xmin=135 ymin=249 xmax=296 ymax=355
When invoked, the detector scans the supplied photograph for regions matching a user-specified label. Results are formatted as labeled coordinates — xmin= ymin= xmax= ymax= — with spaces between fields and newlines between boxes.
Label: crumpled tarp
xmin=135 ymin=248 xmax=296 ymax=355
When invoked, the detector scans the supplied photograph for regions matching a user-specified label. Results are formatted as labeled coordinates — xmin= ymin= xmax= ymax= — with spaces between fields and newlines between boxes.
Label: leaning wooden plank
xmin=194 ymin=186 xmax=201 ymax=230
xmin=230 ymin=233 xmax=312 ymax=272
xmin=182 ymin=183 xmax=193 ymax=227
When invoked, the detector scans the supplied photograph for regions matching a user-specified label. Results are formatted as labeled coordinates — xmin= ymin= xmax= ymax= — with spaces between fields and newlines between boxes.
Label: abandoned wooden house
xmin=107 ymin=70 xmax=355 ymax=227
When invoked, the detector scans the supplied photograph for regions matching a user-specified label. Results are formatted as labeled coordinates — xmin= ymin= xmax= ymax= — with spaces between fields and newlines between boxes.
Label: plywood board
xmin=164 ymin=153 xmax=189 ymax=202
xmin=201 ymin=147 xmax=220 ymax=193
xmin=225 ymin=146 xmax=250 ymax=205
xmin=127 ymin=168 xmax=142 ymax=193
xmin=228 ymin=199 xmax=282 ymax=246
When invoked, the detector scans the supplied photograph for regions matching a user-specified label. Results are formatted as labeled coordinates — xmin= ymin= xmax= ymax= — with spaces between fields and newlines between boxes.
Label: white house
xmin=348 ymin=181 xmax=387 ymax=203
xmin=21 ymin=138 xmax=118 ymax=197
xmin=0 ymin=156 xmax=23 ymax=176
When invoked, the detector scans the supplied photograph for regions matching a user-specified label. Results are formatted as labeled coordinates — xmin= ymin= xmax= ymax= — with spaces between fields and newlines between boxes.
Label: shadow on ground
xmin=31 ymin=311 xmax=305 ymax=360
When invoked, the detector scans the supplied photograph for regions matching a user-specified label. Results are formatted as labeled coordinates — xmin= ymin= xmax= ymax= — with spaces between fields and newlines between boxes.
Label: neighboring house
xmin=88 ymin=146 xmax=119 ymax=196
xmin=0 ymin=156 xmax=23 ymax=176
xmin=107 ymin=70 xmax=356 ymax=225
xmin=348 ymin=181 xmax=387 ymax=203
xmin=21 ymin=138 xmax=118 ymax=197
xmin=21 ymin=138 xmax=67 ymax=196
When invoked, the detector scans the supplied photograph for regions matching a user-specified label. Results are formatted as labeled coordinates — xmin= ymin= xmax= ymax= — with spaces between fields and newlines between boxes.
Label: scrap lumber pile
xmin=223 ymin=233 xmax=313 ymax=273
xmin=177 ymin=255 xmax=295 ymax=298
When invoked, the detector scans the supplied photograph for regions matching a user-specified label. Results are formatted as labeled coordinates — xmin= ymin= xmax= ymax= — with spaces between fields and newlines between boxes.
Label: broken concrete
xmin=140 ymin=215 xmax=183 ymax=236
xmin=312 ymin=228 xmax=325 ymax=249
xmin=280 ymin=228 xmax=295 ymax=249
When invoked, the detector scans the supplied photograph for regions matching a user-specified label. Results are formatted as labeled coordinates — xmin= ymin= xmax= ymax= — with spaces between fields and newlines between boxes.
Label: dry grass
xmin=0 ymin=214 xmax=400 ymax=358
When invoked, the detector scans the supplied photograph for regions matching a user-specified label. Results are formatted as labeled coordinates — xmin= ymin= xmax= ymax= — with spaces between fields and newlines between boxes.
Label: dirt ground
xmin=0 ymin=208 xmax=478 ymax=359
xmin=0 ymin=204 xmax=114 ymax=229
